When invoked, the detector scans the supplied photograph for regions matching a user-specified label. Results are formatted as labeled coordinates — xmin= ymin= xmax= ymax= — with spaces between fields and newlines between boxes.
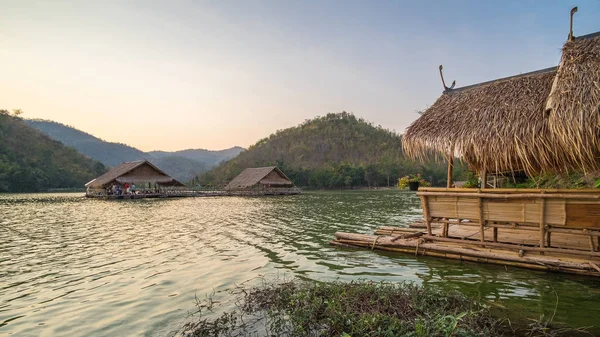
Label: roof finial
xmin=439 ymin=65 xmax=456 ymax=91
xmin=569 ymin=6 xmax=578 ymax=41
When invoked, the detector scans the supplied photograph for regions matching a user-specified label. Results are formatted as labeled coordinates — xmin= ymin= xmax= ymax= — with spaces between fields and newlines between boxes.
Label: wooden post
xmin=420 ymin=196 xmax=432 ymax=236
xmin=480 ymin=167 xmax=488 ymax=190
xmin=478 ymin=192 xmax=485 ymax=242
xmin=447 ymin=145 xmax=454 ymax=188
xmin=539 ymin=197 xmax=546 ymax=251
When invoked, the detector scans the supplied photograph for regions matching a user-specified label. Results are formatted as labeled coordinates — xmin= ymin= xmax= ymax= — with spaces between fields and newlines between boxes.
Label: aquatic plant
xmin=180 ymin=280 xmax=490 ymax=336
xmin=179 ymin=279 xmax=591 ymax=337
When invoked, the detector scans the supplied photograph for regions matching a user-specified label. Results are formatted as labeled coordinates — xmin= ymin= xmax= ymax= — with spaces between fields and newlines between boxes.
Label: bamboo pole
xmin=447 ymin=145 xmax=454 ymax=188
xmin=478 ymin=192 xmax=485 ymax=242
xmin=329 ymin=240 xmax=599 ymax=276
xmin=417 ymin=191 xmax=600 ymax=200
xmin=539 ymin=197 xmax=546 ymax=249
xmin=379 ymin=224 xmax=600 ymax=236
xmin=418 ymin=187 xmax=600 ymax=193
xmin=420 ymin=235 xmax=600 ymax=258
xmin=420 ymin=195 xmax=432 ymax=236
xmin=481 ymin=166 xmax=487 ymax=190
xmin=430 ymin=219 xmax=538 ymax=230
xmin=332 ymin=233 xmax=598 ymax=270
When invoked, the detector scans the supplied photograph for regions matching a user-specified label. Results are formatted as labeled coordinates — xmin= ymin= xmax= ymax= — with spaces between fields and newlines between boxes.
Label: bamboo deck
xmin=330 ymin=221 xmax=600 ymax=277
xmin=331 ymin=187 xmax=600 ymax=277
xmin=85 ymin=188 xmax=302 ymax=199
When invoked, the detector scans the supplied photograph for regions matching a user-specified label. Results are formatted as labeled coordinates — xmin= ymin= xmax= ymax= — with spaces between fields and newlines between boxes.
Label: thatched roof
xmin=225 ymin=167 xmax=295 ymax=190
xmin=85 ymin=160 xmax=185 ymax=188
xmin=545 ymin=32 xmax=600 ymax=172
xmin=403 ymin=67 xmax=557 ymax=174
xmin=404 ymin=30 xmax=600 ymax=176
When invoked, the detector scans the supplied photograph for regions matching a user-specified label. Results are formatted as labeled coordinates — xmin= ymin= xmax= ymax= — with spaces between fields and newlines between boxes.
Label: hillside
xmin=200 ymin=112 xmax=457 ymax=188
xmin=149 ymin=147 xmax=243 ymax=166
xmin=26 ymin=119 xmax=147 ymax=167
xmin=26 ymin=120 xmax=243 ymax=182
xmin=0 ymin=111 xmax=106 ymax=192
xmin=151 ymin=155 xmax=207 ymax=183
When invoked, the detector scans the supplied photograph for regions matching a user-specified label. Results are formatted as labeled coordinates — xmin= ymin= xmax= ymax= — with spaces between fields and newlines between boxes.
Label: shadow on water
xmin=0 ymin=191 xmax=599 ymax=336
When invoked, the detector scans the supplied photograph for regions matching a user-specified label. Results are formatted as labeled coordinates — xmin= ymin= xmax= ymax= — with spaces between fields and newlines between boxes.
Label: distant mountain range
xmin=0 ymin=112 xmax=106 ymax=192
xmin=26 ymin=119 xmax=244 ymax=182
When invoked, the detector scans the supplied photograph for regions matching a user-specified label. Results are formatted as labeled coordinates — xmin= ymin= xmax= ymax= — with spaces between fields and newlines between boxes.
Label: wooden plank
xmin=566 ymin=203 xmax=600 ymax=228
xmin=420 ymin=195 xmax=432 ymax=236
xmin=421 ymin=235 xmax=600 ymax=258
xmin=418 ymin=187 xmax=600 ymax=193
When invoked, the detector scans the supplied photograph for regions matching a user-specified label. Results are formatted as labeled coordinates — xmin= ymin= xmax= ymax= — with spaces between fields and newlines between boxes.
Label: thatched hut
xmin=545 ymin=32 xmax=600 ymax=173
xmin=404 ymin=29 xmax=600 ymax=183
xmin=225 ymin=167 xmax=297 ymax=192
xmin=85 ymin=160 xmax=185 ymax=197
xmin=404 ymin=67 xmax=558 ymax=178
xmin=399 ymin=10 xmax=600 ymax=255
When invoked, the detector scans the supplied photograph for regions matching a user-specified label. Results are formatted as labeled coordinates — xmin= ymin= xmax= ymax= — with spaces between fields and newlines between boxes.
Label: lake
xmin=1 ymin=191 xmax=599 ymax=336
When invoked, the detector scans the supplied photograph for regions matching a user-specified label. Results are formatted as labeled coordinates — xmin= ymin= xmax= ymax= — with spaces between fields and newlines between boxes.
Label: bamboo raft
xmin=86 ymin=188 xmax=302 ymax=199
xmin=330 ymin=188 xmax=600 ymax=277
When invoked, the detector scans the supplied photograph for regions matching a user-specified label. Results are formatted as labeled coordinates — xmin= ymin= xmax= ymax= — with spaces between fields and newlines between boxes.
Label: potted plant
xmin=398 ymin=174 xmax=430 ymax=191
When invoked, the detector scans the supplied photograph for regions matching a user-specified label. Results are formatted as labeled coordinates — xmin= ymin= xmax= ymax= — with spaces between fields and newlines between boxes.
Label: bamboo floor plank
xmin=378 ymin=221 xmax=591 ymax=251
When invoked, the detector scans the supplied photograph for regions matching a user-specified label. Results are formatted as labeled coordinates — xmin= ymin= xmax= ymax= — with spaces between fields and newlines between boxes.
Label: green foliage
xmin=181 ymin=279 xmax=588 ymax=337
xmin=463 ymin=172 xmax=480 ymax=188
xmin=25 ymin=119 xmax=149 ymax=167
xmin=181 ymin=279 xmax=500 ymax=336
xmin=398 ymin=173 xmax=431 ymax=190
xmin=503 ymin=172 xmax=599 ymax=189
xmin=200 ymin=112 xmax=464 ymax=188
xmin=0 ymin=113 xmax=106 ymax=192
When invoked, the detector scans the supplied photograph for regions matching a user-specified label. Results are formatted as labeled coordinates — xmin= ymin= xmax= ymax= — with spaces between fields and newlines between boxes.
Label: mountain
xmin=200 ymin=112 xmax=458 ymax=188
xmin=25 ymin=119 xmax=147 ymax=167
xmin=25 ymin=120 xmax=243 ymax=183
xmin=149 ymin=147 xmax=244 ymax=166
xmin=150 ymin=155 xmax=207 ymax=183
xmin=0 ymin=111 xmax=106 ymax=192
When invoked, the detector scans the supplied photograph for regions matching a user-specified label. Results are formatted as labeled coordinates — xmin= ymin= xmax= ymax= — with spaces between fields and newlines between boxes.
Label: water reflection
xmin=0 ymin=191 xmax=598 ymax=336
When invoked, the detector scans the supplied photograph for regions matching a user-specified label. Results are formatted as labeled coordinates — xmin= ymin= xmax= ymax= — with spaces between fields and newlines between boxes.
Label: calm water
xmin=1 ymin=191 xmax=600 ymax=336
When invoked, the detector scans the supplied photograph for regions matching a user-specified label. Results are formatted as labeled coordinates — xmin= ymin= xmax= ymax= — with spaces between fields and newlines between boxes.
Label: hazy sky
xmin=1 ymin=1 xmax=599 ymax=151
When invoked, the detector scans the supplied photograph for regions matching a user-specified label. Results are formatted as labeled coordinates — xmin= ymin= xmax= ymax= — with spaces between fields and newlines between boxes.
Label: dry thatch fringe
xmin=403 ymin=70 xmax=558 ymax=176
xmin=546 ymin=34 xmax=600 ymax=173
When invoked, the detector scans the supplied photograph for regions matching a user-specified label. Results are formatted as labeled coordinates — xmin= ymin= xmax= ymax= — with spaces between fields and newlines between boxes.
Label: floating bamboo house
xmin=85 ymin=160 xmax=187 ymax=198
xmin=86 ymin=163 xmax=301 ymax=199
xmin=225 ymin=167 xmax=301 ymax=195
xmin=332 ymin=9 xmax=600 ymax=276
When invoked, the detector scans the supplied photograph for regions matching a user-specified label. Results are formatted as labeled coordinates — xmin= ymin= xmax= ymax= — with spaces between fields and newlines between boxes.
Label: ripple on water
xmin=1 ymin=191 xmax=600 ymax=336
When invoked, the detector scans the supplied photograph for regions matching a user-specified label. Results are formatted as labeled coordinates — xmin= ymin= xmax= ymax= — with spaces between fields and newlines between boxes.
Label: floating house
xmin=332 ymin=9 xmax=600 ymax=276
xmin=225 ymin=167 xmax=300 ymax=195
xmin=85 ymin=160 xmax=186 ymax=198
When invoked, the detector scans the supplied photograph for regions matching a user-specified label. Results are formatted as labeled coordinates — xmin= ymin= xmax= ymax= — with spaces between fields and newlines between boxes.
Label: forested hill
xmin=0 ymin=112 xmax=106 ymax=192
xmin=25 ymin=119 xmax=149 ymax=167
xmin=200 ymin=112 xmax=455 ymax=188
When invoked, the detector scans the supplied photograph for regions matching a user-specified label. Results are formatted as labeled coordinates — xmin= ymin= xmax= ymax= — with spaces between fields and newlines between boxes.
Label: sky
xmin=1 ymin=0 xmax=599 ymax=152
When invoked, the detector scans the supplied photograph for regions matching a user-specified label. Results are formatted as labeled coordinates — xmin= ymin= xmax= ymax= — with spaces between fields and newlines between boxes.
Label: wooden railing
xmin=417 ymin=187 xmax=600 ymax=251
